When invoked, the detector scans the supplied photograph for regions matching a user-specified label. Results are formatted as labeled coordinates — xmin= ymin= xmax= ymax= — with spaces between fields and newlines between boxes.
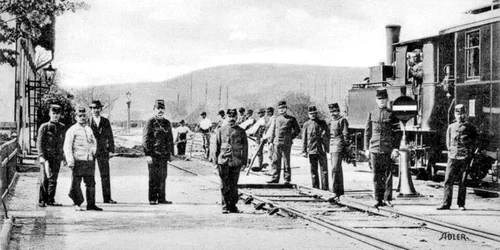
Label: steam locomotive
xmin=347 ymin=1 xmax=500 ymax=181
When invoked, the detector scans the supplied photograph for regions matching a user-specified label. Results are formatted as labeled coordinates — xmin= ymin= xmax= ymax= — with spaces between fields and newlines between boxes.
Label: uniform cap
xmin=49 ymin=104 xmax=61 ymax=113
xmin=89 ymin=100 xmax=103 ymax=108
xmin=308 ymin=105 xmax=318 ymax=113
xmin=266 ymin=107 xmax=274 ymax=113
xmin=200 ymin=111 xmax=207 ymax=116
xmin=278 ymin=100 xmax=287 ymax=107
xmin=257 ymin=108 xmax=265 ymax=114
xmin=218 ymin=110 xmax=225 ymax=116
xmin=247 ymin=109 xmax=253 ymax=114
xmin=238 ymin=107 xmax=246 ymax=113
xmin=328 ymin=103 xmax=340 ymax=111
xmin=376 ymin=88 xmax=388 ymax=99
xmin=455 ymin=104 xmax=466 ymax=114
xmin=154 ymin=99 xmax=165 ymax=108
xmin=227 ymin=109 xmax=238 ymax=117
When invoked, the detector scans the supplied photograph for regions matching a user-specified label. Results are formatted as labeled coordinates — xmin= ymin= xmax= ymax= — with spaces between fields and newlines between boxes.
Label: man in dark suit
xmin=89 ymin=100 xmax=117 ymax=204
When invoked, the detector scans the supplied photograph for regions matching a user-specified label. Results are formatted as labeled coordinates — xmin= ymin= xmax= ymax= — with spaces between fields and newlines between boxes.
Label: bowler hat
xmin=218 ymin=110 xmax=225 ymax=116
xmin=180 ymin=120 xmax=185 ymax=124
xmin=266 ymin=107 xmax=274 ymax=113
xmin=257 ymin=108 xmax=265 ymax=114
xmin=454 ymin=104 xmax=466 ymax=114
xmin=154 ymin=99 xmax=165 ymax=108
xmin=238 ymin=107 xmax=246 ymax=113
xmin=328 ymin=103 xmax=340 ymax=111
xmin=247 ymin=109 xmax=253 ymax=115
xmin=89 ymin=100 xmax=103 ymax=109
xmin=227 ymin=109 xmax=237 ymax=117
xmin=308 ymin=105 xmax=318 ymax=113
xmin=278 ymin=101 xmax=287 ymax=107
xmin=49 ymin=104 xmax=61 ymax=113
xmin=376 ymin=88 xmax=388 ymax=99
xmin=200 ymin=111 xmax=207 ymax=116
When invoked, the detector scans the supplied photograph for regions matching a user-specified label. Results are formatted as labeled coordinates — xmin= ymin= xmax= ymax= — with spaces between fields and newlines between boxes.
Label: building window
xmin=465 ymin=30 xmax=480 ymax=79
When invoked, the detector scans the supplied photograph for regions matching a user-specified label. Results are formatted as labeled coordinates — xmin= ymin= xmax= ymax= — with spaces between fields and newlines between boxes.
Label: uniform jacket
xmin=64 ymin=123 xmax=97 ymax=166
xmin=37 ymin=121 xmax=66 ymax=160
xmin=446 ymin=121 xmax=477 ymax=160
xmin=267 ymin=114 xmax=301 ymax=146
xmin=89 ymin=116 xmax=115 ymax=157
xmin=302 ymin=118 xmax=329 ymax=155
xmin=329 ymin=116 xmax=349 ymax=153
xmin=364 ymin=107 xmax=400 ymax=154
xmin=213 ymin=124 xmax=248 ymax=167
xmin=142 ymin=116 xmax=174 ymax=157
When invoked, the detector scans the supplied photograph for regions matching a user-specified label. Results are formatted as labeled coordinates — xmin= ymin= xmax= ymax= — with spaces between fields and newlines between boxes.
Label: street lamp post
xmin=126 ymin=91 xmax=131 ymax=134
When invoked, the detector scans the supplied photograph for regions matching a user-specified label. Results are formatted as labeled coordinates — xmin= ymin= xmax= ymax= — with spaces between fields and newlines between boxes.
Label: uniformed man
xmin=142 ymin=99 xmax=175 ymax=205
xmin=37 ymin=104 xmax=66 ymax=207
xmin=89 ymin=100 xmax=117 ymax=204
xmin=240 ymin=109 xmax=256 ymax=130
xmin=175 ymin=120 xmax=193 ymax=156
xmin=213 ymin=108 xmax=248 ymax=214
xmin=266 ymin=101 xmax=301 ymax=184
xmin=64 ymin=107 xmax=101 ymax=211
xmin=329 ymin=103 xmax=349 ymax=200
xmin=198 ymin=111 xmax=212 ymax=159
xmin=302 ymin=105 xmax=330 ymax=190
xmin=253 ymin=108 xmax=267 ymax=170
xmin=216 ymin=110 xmax=226 ymax=129
xmin=364 ymin=88 xmax=400 ymax=208
xmin=437 ymin=104 xmax=477 ymax=211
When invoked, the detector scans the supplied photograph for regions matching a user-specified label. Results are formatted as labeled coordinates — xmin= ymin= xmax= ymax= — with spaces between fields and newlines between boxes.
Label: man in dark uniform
xmin=37 ymin=104 xmax=66 ymax=207
xmin=266 ymin=101 xmax=301 ymax=184
xmin=302 ymin=105 xmax=330 ymax=190
xmin=437 ymin=104 xmax=477 ymax=211
xmin=364 ymin=88 xmax=400 ymax=208
xmin=213 ymin=109 xmax=248 ymax=214
xmin=142 ymin=99 xmax=174 ymax=205
xmin=89 ymin=100 xmax=117 ymax=204
xmin=329 ymin=103 xmax=349 ymax=201
xmin=254 ymin=108 xmax=267 ymax=170
xmin=264 ymin=107 xmax=275 ymax=161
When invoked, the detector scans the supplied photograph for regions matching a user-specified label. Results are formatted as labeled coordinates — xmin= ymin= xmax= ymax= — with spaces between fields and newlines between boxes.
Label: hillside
xmin=104 ymin=63 xmax=368 ymax=122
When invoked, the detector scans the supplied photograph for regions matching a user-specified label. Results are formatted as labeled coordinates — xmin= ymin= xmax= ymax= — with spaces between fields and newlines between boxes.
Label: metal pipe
xmin=385 ymin=25 xmax=401 ymax=65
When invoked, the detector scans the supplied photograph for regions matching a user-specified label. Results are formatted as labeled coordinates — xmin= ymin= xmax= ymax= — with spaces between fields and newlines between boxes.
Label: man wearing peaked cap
xmin=437 ymin=104 xmax=477 ymax=211
xmin=266 ymin=100 xmax=300 ymax=184
xmin=248 ymin=108 xmax=268 ymax=171
xmin=365 ymin=88 xmax=401 ymax=208
xmin=213 ymin=108 xmax=248 ymax=213
xmin=65 ymin=105 xmax=102 ymax=211
xmin=143 ymin=99 xmax=174 ymax=205
xmin=37 ymin=104 xmax=66 ymax=207
xmin=89 ymin=100 xmax=117 ymax=204
xmin=302 ymin=105 xmax=330 ymax=190
xmin=197 ymin=111 xmax=212 ymax=159
xmin=328 ymin=102 xmax=349 ymax=201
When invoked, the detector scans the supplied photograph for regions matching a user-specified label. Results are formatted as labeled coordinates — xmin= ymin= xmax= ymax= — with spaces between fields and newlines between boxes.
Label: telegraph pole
xmin=190 ymin=73 xmax=193 ymax=108
xmin=226 ymin=85 xmax=229 ymax=108
xmin=205 ymin=81 xmax=208 ymax=103
xmin=218 ymin=84 xmax=222 ymax=109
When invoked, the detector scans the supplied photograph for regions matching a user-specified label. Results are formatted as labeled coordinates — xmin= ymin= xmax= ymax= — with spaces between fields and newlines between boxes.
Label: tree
xmin=39 ymin=85 xmax=74 ymax=127
xmin=280 ymin=91 xmax=327 ymax=126
xmin=71 ymin=86 xmax=119 ymax=115
xmin=0 ymin=0 xmax=90 ymax=66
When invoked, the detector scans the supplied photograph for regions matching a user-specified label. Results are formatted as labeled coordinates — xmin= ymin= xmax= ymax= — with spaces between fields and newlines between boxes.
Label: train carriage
xmin=347 ymin=1 xmax=500 ymax=181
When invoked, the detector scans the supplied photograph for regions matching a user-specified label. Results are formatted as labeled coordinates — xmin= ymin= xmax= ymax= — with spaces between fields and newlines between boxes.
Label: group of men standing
xmin=37 ymin=100 xmax=116 ymax=211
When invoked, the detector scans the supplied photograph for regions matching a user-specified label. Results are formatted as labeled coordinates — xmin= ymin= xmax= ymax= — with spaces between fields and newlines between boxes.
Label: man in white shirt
xmin=198 ymin=111 xmax=212 ymax=159
xmin=64 ymin=107 xmax=101 ymax=211
xmin=175 ymin=120 xmax=193 ymax=156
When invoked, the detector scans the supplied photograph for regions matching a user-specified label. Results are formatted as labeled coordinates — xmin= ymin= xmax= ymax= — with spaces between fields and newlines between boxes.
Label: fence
xmin=0 ymin=138 xmax=18 ymax=197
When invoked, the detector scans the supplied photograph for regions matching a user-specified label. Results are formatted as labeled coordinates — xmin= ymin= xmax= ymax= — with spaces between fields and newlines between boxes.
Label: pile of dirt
xmin=113 ymin=146 xmax=144 ymax=158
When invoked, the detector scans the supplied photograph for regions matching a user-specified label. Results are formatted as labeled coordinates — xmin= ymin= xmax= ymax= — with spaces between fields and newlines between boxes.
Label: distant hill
xmin=104 ymin=63 xmax=368 ymax=122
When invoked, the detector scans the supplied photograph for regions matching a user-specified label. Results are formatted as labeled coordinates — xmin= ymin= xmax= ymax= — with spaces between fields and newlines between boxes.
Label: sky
xmin=53 ymin=0 xmax=492 ymax=88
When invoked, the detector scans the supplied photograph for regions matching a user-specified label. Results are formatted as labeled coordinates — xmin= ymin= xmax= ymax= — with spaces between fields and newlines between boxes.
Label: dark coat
xmin=364 ymin=107 xmax=400 ymax=154
xmin=37 ymin=121 xmax=66 ymax=160
xmin=446 ymin=121 xmax=477 ymax=160
xmin=213 ymin=124 xmax=248 ymax=167
xmin=268 ymin=114 xmax=301 ymax=146
xmin=302 ymin=118 xmax=329 ymax=155
xmin=142 ymin=116 xmax=174 ymax=158
xmin=89 ymin=116 xmax=115 ymax=157
xmin=329 ymin=116 xmax=349 ymax=153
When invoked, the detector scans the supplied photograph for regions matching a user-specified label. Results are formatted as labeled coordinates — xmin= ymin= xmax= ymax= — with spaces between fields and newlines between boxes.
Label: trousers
xmin=39 ymin=157 xmax=62 ymax=203
xmin=68 ymin=161 xmax=96 ymax=206
xmin=270 ymin=144 xmax=292 ymax=182
xmin=96 ymin=156 xmax=112 ymax=202
xmin=202 ymin=133 xmax=211 ymax=159
xmin=149 ymin=156 xmax=169 ymax=202
xmin=218 ymin=165 xmax=241 ymax=210
xmin=330 ymin=152 xmax=344 ymax=196
xmin=442 ymin=158 xmax=468 ymax=207
xmin=370 ymin=153 xmax=393 ymax=202
xmin=309 ymin=153 xmax=328 ymax=190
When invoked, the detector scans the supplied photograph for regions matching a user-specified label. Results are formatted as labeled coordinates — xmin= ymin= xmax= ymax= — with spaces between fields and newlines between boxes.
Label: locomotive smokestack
xmin=386 ymin=25 xmax=401 ymax=65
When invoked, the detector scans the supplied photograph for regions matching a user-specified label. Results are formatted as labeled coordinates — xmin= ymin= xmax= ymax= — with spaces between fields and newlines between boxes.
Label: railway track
xmin=168 ymin=159 xmax=500 ymax=250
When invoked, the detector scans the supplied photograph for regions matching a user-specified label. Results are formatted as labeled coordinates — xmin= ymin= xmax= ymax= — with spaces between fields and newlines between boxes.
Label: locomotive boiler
xmin=347 ymin=1 xmax=500 ymax=181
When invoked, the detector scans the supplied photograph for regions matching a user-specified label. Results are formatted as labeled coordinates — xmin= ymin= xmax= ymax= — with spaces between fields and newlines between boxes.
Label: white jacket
xmin=64 ymin=123 xmax=97 ymax=166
